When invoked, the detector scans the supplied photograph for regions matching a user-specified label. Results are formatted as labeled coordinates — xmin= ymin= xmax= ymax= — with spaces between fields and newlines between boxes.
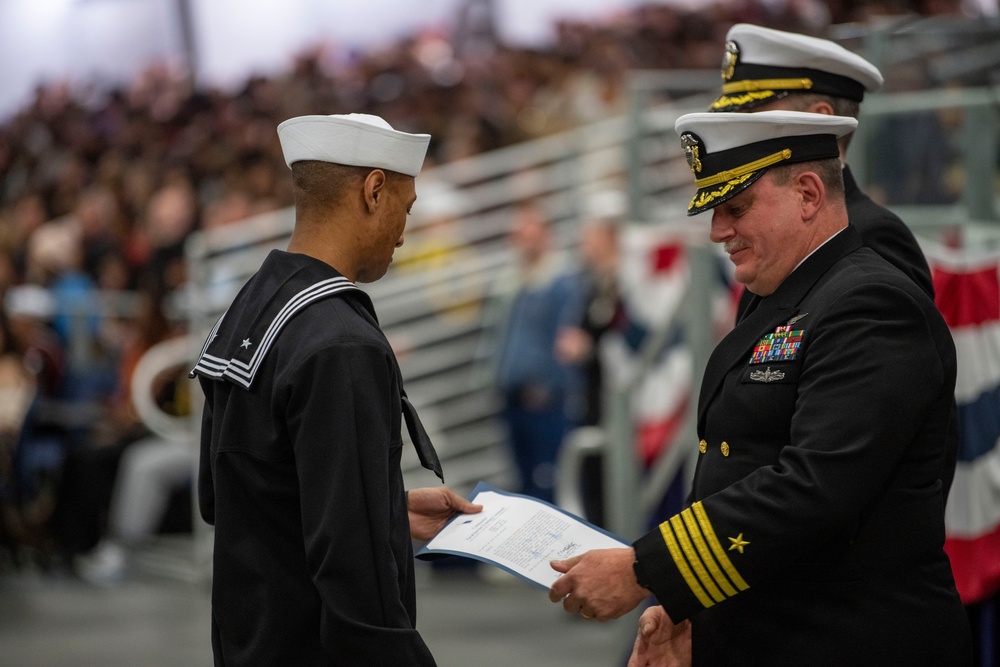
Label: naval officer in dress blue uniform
xmin=548 ymin=110 xmax=972 ymax=666
xmin=716 ymin=21 xmax=960 ymax=522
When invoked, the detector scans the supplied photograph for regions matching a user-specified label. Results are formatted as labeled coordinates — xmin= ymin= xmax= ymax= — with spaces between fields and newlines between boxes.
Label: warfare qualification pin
xmin=721 ymin=40 xmax=739 ymax=81
xmin=680 ymin=133 xmax=702 ymax=174
xmin=750 ymin=367 xmax=785 ymax=383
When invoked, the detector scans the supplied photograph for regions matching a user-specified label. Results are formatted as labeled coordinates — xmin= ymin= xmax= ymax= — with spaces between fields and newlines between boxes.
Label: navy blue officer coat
xmin=633 ymin=225 xmax=972 ymax=666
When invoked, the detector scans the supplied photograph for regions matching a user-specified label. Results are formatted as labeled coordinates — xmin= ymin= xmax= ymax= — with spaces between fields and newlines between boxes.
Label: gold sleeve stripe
xmin=658 ymin=521 xmax=716 ymax=609
xmin=721 ymin=77 xmax=814 ymax=94
xmin=680 ymin=508 xmax=739 ymax=598
xmin=669 ymin=515 xmax=726 ymax=603
xmin=692 ymin=502 xmax=750 ymax=591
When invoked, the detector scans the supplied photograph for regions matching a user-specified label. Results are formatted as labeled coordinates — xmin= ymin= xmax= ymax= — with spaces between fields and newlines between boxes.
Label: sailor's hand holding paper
xmin=407 ymin=487 xmax=483 ymax=541
xmin=548 ymin=547 xmax=650 ymax=622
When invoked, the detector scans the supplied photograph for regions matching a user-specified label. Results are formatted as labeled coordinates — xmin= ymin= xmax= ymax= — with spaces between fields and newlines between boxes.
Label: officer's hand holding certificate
xmin=416 ymin=481 xmax=628 ymax=589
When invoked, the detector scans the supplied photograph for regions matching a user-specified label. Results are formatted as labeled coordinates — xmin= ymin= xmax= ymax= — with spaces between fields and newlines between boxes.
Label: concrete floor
xmin=0 ymin=547 xmax=639 ymax=667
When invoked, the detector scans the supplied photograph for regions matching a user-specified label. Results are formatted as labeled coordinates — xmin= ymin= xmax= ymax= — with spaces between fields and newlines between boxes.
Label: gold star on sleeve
xmin=728 ymin=533 xmax=750 ymax=554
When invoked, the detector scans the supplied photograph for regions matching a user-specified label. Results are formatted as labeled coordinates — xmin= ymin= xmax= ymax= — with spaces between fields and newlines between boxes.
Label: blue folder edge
xmin=414 ymin=480 xmax=628 ymax=591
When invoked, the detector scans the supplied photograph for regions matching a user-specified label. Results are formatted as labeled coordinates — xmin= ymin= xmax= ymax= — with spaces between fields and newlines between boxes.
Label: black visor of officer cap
xmin=711 ymin=23 xmax=883 ymax=112
xmin=675 ymin=111 xmax=858 ymax=216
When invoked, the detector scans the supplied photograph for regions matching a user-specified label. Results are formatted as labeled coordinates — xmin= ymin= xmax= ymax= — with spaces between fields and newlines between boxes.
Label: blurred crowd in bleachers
xmin=0 ymin=0 xmax=984 ymax=574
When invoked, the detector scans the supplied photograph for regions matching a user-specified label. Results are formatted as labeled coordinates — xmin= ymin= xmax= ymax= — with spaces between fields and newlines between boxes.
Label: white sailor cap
xmin=675 ymin=110 xmax=858 ymax=215
xmin=277 ymin=113 xmax=431 ymax=177
xmin=711 ymin=24 xmax=884 ymax=112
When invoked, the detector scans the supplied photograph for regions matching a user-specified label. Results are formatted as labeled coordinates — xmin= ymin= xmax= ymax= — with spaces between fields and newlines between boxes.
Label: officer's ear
xmin=795 ymin=171 xmax=825 ymax=222
xmin=363 ymin=169 xmax=388 ymax=213
xmin=805 ymin=100 xmax=836 ymax=116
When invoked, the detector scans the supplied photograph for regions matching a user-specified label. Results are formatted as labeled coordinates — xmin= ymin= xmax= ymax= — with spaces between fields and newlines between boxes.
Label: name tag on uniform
xmin=750 ymin=326 xmax=803 ymax=365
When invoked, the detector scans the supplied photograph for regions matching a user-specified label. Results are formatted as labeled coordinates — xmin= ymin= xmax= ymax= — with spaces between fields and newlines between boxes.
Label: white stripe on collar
xmin=191 ymin=276 xmax=358 ymax=388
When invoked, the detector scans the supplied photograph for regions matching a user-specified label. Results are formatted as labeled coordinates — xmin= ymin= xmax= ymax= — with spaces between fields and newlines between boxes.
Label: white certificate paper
xmin=416 ymin=481 xmax=628 ymax=589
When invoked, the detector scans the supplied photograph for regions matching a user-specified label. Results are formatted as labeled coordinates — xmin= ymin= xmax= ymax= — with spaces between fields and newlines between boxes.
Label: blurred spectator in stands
xmin=235 ymin=148 xmax=287 ymax=214
xmin=93 ymin=251 xmax=132 ymax=293
xmin=135 ymin=179 xmax=198 ymax=293
xmin=2 ymin=193 xmax=50 ymax=283
xmin=27 ymin=218 xmax=98 ymax=344
xmin=71 ymin=185 xmax=126 ymax=286
xmin=51 ymin=287 xmax=179 ymax=565
xmin=0 ymin=305 xmax=43 ymax=554
xmin=554 ymin=25 xmax=630 ymax=127
xmin=0 ymin=310 xmax=34 ymax=438
xmin=5 ymin=286 xmax=64 ymax=410
xmin=0 ymin=251 xmax=18 ymax=295
xmin=485 ymin=199 xmax=585 ymax=503
xmin=101 ymin=289 xmax=179 ymax=448
xmin=201 ymin=188 xmax=256 ymax=231
xmin=867 ymin=60 xmax=961 ymax=207
xmin=75 ymin=334 xmax=192 ymax=587
xmin=556 ymin=190 xmax=625 ymax=427
xmin=26 ymin=218 xmax=114 ymax=458
xmin=555 ymin=190 xmax=625 ymax=526
xmin=3 ymin=286 xmax=66 ymax=555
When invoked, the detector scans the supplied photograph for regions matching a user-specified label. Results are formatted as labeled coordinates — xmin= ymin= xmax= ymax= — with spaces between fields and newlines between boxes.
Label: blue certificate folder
xmin=415 ymin=481 xmax=627 ymax=590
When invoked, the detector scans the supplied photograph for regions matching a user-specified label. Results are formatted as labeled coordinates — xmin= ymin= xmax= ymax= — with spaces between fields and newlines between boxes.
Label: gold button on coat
xmin=721 ymin=441 xmax=730 ymax=457
xmin=699 ymin=439 xmax=707 ymax=454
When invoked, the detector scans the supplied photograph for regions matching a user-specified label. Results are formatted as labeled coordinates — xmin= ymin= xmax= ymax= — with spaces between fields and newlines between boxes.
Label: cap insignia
xmin=721 ymin=41 xmax=739 ymax=81
xmin=680 ymin=132 xmax=703 ymax=174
